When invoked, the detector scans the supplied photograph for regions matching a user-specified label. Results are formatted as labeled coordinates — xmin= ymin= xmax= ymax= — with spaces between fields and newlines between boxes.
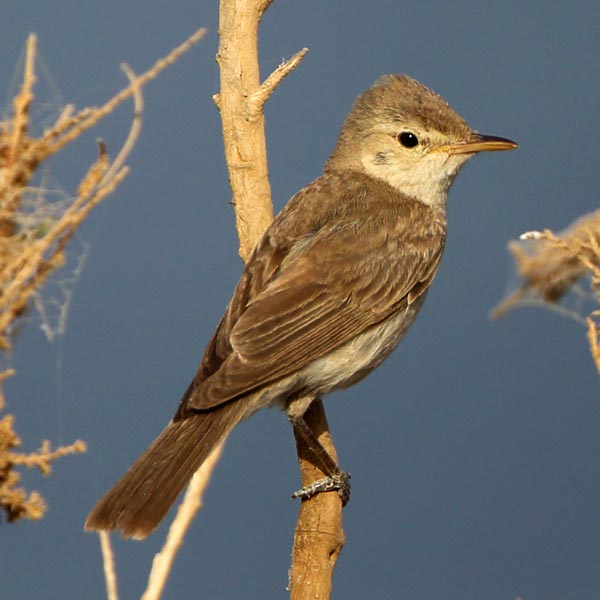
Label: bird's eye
xmin=398 ymin=131 xmax=419 ymax=148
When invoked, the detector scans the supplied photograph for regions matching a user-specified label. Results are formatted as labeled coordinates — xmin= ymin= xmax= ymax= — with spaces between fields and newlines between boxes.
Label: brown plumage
xmin=85 ymin=75 xmax=516 ymax=539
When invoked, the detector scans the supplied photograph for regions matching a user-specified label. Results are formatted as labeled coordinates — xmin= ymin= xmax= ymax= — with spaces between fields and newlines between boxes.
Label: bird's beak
xmin=435 ymin=133 xmax=518 ymax=155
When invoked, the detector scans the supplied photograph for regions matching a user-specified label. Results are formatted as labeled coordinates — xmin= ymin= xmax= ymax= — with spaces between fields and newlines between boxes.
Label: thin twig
xmin=257 ymin=0 xmax=275 ymax=18
xmin=99 ymin=532 xmax=120 ymax=600
xmin=141 ymin=443 xmax=225 ymax=600
xmin=46 ymin=28 xmax=206 ymax=157
xmin=100 ymin=63 xmax=144 ymax=187
xmin=0 ymin=369 xmax=16 ymax=410
xmin=7 ymin=34 xmax=36 ymax=168
xmin=586 ymin=317 xmax=600 ymax=375
xmin=248 ymin=48 xmax=308 ymax=119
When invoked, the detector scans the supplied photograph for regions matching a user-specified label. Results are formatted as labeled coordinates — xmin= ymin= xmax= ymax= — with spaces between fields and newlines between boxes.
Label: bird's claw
xmin=291 ymin=471 xmax=351 ymax=506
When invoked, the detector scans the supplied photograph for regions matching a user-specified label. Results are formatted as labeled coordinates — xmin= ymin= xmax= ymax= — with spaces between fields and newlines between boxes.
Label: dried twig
xmin=0 ymin=20 xmax=206 ymax=568
xmin=141 ymin=442 xmax=225 ymax=600
xmin=44 ymin=28 xmax=207 ymax=157
xmin=99 ymin=532 xmax=119 ymax=600
xmin=248 ymin=48 xmax=309 ymax=119
xmin=494 ymin=209 xmax=600 ymax=374
xmin=0 ymin=408 xmax=86 ymax=522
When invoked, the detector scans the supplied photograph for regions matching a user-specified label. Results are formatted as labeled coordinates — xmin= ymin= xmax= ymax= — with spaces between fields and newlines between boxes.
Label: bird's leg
xmin=289 ymin=415 xmax=351 ymax=506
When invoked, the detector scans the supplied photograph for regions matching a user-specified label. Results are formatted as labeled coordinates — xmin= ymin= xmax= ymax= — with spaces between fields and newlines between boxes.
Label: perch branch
xmin=214 ymin=2 xmax=344 ymax=598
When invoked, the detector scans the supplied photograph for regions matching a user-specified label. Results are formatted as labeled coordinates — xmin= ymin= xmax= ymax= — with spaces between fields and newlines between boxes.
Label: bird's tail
xmin=85 ymin=401 xmax=245 ymax=539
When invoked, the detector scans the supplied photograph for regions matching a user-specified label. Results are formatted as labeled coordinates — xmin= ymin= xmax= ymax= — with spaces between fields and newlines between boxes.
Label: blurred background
xmin=1 ymin=2 xmax=599 ymax=599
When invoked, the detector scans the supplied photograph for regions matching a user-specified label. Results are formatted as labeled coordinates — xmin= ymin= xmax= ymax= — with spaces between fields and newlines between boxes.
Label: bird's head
xmin=326 ymin=74 xmax=517 ymax=207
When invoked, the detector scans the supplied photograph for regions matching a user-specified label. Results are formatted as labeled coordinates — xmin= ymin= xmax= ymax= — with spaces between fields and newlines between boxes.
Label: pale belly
xmin=300 ymin=294 xmax=427 ymax=395
xmin=243 ymin=294 xmax=428 ymax=419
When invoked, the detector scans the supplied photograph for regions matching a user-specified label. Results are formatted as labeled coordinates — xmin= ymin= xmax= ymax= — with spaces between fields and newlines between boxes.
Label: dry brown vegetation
xmin=0 ymin=29 xmax=206 ymax=525
xmin=493 ymin=209 xmax=600 ymax=373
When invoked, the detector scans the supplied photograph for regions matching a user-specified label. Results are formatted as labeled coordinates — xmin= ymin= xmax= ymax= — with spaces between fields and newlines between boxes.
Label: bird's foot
xmin=291 ymin=470 xmax=351 ymax=506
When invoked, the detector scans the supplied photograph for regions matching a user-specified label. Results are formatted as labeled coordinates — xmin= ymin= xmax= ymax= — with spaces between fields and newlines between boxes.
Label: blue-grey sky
xmin=2 ymin=2 xmax=600 ymax=599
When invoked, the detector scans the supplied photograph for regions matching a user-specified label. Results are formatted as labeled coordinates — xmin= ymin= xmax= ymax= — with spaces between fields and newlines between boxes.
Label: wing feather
xmin=183 ymin=173 xmax=446 ymax=412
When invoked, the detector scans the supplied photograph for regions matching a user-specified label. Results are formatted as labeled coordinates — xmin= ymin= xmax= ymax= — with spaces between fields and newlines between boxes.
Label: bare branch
xmin=46 ymin=27 xmax=207 ymax=157
xmin=257 ymin=0 xmax=275 ymax=19
xmin=99 ymin=63 xmax=145 ymax=187
xmin=288 ymin=400 xmax=345 ymax=599
xmin=142 ymin=443 xmax=225 ymax=600
xmin=249 ymin=48 xmax=309 ymax=119
xmin=215 ymin=0 xmax=274 ymax=259
xmin=99 ymin=532 xmax=120 ymax=600
xmin=214 ymin=1 xmax=344 ymax=597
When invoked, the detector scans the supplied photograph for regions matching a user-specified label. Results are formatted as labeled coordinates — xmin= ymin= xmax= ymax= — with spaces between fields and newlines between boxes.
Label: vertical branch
xmin=214 ymin=1 xmax=344 ymax=597
xmin=214 ymin=0 xmax=274 ymax=260
xmin=288 ymin=401 xmax=345 ymax=600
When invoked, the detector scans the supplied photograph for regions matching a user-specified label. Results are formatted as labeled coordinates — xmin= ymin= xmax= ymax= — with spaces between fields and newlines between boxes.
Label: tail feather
xmin=85 ymin=401 xmax=245 ymax=539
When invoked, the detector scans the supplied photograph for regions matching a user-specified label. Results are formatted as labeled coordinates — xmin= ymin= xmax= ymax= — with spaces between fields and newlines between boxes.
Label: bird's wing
xmin=184 ymin=190 xmax=445 ymax=412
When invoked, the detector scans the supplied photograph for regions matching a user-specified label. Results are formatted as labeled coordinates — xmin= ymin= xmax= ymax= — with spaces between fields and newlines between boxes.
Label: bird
xmin=85 ymin=74 xmax=517 ymax=539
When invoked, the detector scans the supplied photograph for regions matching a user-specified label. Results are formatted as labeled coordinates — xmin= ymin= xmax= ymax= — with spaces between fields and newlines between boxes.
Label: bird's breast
xmin=299 ymin=293 xmax=428 ymax=395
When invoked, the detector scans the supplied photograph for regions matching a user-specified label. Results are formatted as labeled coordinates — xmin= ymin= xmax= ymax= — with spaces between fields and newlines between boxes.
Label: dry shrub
xmin=493 ymin=209 xmax=600 ymax=373
xmin=0 ymin=29 xmax=205 ymax=524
